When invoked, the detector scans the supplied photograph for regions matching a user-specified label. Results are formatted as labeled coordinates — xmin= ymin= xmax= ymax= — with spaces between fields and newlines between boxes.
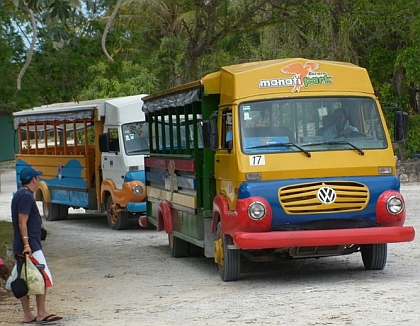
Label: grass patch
xmin=0 ymin=221 xmax=13 ymax=263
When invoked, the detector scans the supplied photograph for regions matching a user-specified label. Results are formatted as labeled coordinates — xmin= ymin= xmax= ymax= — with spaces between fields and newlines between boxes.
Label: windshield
xmin=122 ymin=122 xmax=149 ymax=155
xmin=239 ymin=97 xmax=387 ymax=154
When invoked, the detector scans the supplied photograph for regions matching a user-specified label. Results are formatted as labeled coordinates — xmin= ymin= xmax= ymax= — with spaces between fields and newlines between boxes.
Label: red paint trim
xmin=139 ymin=215 xmax=148 ymax=228
xmin=29 ymin=256 xmax=52 ymax=288
xmin=159 ymin=200 xmax=173 ymax=233
xmin=212 ymin=193 xmax=415 ymax=251
xmin=145 ymin=157 xmax=195 ymax=172
xmin=376 ymin=190 xmax=406 ymax=226
xmin=233 ymin=226 xmax=415 ymax=250
xmin=212 ymin=195 xmax=272 ymax=234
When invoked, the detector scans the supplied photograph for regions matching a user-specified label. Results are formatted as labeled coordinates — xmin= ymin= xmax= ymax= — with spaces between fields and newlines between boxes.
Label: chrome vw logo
xmin=317 ymin=187 xmax=337 ymax=204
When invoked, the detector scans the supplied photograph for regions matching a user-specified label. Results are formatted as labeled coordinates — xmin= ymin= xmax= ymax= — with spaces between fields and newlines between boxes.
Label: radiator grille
xmin=278 ymin=181 xmax=369 ymax=214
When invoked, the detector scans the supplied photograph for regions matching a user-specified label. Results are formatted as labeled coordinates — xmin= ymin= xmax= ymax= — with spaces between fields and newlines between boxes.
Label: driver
xmin=322 ymin=108 xmax=358 ymax=140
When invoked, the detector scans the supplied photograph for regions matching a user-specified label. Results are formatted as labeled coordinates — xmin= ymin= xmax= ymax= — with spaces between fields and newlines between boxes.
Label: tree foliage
xmin=2 ymin=0 xmax=420 ymax=157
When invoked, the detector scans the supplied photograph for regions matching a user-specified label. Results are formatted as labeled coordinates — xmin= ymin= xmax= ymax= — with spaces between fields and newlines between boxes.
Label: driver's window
xmin=107 ymin=128 xmax=119 ymax=152
xmin=222 ymin=109 xmax=232 ymax=149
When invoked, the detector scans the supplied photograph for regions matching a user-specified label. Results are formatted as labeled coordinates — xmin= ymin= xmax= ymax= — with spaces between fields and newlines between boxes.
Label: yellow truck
xmin=140 ymin=58 xmax=415 ymax=281
xmin=13 ymin=95 xmax=148 ymax=230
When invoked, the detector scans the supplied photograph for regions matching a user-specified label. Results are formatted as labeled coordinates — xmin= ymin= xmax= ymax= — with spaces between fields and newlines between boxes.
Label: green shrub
xmin=378 ymin=85 xmax=420 ymax=160
xmin=403 ymin=114 xmax=420 ymax=158
xmin=0 ymin=221 xmax=13 ymax=265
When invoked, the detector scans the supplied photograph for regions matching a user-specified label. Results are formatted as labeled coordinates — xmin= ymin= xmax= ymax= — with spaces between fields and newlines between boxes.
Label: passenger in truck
xmin=317 ymin=114 xmax=334 ymax=137
xmin=322 ymin=108 xmax=358 ymax=140
xmin=226 ymin=130 xmax=233 ymax=149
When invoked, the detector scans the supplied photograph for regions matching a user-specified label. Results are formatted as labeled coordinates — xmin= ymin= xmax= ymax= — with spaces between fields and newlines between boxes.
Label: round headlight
xmin=248 ymin=201 xmax=266 ymax=220
xmin=132 ymin=184 xmax=144 ymax=196
xmin=386 ymin=196 xmax=404 ymax=214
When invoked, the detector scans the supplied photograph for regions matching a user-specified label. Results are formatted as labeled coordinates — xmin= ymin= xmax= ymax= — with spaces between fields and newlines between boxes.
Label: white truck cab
xmin=14 ymin=94 xmax=148 ymax=230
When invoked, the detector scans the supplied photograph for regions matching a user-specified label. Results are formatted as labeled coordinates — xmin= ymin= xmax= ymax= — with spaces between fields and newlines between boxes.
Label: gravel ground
xmin=0 ymin=167 xmax=419 ymax=326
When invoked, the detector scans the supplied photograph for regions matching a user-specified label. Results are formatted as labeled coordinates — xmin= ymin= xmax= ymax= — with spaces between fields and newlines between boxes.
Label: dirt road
xmin=1 ymin=168 xmax=419 ymax=325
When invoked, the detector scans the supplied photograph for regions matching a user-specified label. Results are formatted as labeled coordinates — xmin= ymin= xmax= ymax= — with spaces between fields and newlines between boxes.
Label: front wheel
xmin=215 ymin=222 xmax=240 ymax=282
xmin=361 ymin=243 xmax=387 ymax=270
xmin=106 ymin=196 xmax=128 ymax=230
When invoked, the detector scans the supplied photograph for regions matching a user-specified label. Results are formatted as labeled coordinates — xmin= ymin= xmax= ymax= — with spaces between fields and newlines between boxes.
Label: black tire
xmin=361 ymin=243 xmax=387 ymax=270
xmin=59 ymin=205 xmax=69 ymax=220
xmin=169 ymin=234 xmax=188 ymax=258
xmin=216 ymin=222 xmax=240 ymax=282
xmin=42 ymin=195 xmax=59 ymax=221
xmin=106 ymin=196 xmax=128 ymax=230
xmin=187 ymin=243 xmax=204 ymax=257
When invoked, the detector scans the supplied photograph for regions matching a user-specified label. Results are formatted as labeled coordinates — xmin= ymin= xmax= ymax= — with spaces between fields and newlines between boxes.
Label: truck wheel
xmin=59 ymin=205 xmax=69 ymax=220
xmin=42 ymin=196 xmax=59 ymax=221
xmin=361 ymin=243 xmax=387 ymax=270
xmin=216 ymin=222 xmax=240 ymax=282
xmin=42 ymin=195 xmax=49 ymax=219
xmin=187 ymin=243 xmax=204 ymax=257
xmin=106 ymin=196 xmax=128 ymax=230
xmin=169 ymin=234 xmax=188 ymax=257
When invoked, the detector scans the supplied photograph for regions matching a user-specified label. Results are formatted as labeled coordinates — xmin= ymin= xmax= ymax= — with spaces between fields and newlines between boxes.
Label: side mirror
xmin=99 ymin=133 xmax=110 ymax=152
xmin=202 ymin=120 xmax=218 ymax=150
xmin=394 ymin=111 xmax=408 ymax=142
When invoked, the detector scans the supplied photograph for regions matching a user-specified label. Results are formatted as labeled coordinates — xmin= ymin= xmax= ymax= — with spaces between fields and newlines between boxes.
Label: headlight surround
xmin=132 ymin=184 xmax=144 ymax=196
xmin=386 ymin=196 xmax=404 ymax=214
xmin=248 ymin=201 xmax=266 ymax=220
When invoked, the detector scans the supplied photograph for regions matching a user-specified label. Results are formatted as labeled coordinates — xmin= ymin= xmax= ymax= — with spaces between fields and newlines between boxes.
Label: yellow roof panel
xmin=202 ymin=58 xmax=374 ymax=104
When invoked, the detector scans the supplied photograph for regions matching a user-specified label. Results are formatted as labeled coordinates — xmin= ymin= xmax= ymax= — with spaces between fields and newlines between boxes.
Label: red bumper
xmin=233 ymin=226 xmax=415 ymax=250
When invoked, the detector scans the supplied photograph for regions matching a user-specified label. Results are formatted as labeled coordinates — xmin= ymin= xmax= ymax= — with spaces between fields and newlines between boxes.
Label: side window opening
xmin=108 ymin=127 xmax=120 ymax=152
xmin=222 ymin=109 xmax=232 ymax=149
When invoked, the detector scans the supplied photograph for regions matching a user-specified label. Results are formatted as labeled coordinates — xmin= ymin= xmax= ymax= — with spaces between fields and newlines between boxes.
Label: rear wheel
xmin=42 ymin=195 xmax=49 ymax=219
xmin=361 ymin=243 xmax=387 ymax=270
xmin=169 ymin=234 xmax=188 ymax=257
xmin=215 ymin=222 xmax=240 ymax=282
xmin=42 ymin=196 xmax=59 ymax=221
xmin=58 ymin=205 xmax=69 ymax=220
xmin=106 ymin=196 xmax=128 ymax=230
xmin=187 ymin=243 xmax=204 ymax=257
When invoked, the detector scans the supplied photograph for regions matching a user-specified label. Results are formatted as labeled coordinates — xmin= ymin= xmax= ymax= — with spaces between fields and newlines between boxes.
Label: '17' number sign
xmin=250 ymin=155 xmax=265 ymax=166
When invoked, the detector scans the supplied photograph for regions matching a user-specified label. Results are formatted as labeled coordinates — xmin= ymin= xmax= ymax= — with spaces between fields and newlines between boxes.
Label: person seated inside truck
xmin=317 ymin=114 xmax=334 ymax=137
xmin=322 ymin=108 xmax=358 ymax=140
xmin=226 ymin=130 xmax=233 ymax=149
xmin=255 ymin=108 xmax=270 ymax=127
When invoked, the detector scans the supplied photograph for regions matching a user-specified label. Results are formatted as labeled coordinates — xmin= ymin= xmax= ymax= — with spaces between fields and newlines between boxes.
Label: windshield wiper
xmin=304 ymin=141 xmax=364 ymax=155
xmin=247 ymin=143 xmax=311 ymax=157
